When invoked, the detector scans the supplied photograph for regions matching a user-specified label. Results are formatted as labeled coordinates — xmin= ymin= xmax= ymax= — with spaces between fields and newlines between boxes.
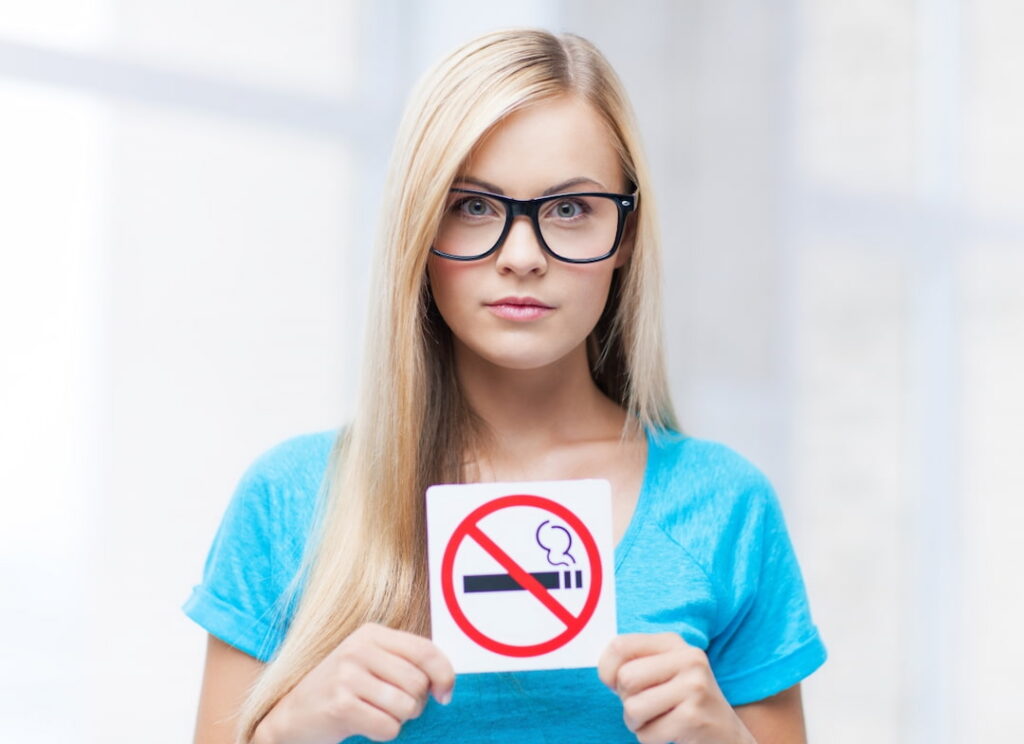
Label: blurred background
xmin=1 ymin=0 xmax=1021 ymax=741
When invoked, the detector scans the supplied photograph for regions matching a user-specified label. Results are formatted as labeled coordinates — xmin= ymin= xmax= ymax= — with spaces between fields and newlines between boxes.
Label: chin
xmin=465 ymin=339 xmax=580 ymax=373
xmin=485 ymin=354 xmax=561 ymax=371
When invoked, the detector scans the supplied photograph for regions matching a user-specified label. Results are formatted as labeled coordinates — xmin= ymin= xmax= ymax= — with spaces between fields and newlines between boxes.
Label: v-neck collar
xmin=612 ymin=426 xmax=662 ymax=572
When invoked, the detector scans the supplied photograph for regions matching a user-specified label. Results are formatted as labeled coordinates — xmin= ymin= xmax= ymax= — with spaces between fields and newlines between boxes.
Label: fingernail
xmin=439 ymin=688 xmax=453 ymax=705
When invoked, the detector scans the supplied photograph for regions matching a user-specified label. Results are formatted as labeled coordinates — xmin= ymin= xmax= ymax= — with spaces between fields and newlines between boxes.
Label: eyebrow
xmin=453 ymin=175 xmax=606 ymax=196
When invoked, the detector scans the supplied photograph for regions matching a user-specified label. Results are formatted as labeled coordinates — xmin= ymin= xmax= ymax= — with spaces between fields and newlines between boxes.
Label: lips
xmin=484 ymin=296 xmax=555 ymax=321
xmin=485 ymin=296 xmax=554 ymax=309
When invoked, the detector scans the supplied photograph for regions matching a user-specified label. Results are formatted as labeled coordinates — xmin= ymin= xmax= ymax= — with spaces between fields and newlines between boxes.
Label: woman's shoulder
xmin=229 ymin=427 xmax=342 ymax=527
xmin=644 ymin=428 xmax=780 ymax=532
xmin=241 ymin=427 xmax=341 ymax=489
xmin=648 ymin=429 xmax=774 ymax=491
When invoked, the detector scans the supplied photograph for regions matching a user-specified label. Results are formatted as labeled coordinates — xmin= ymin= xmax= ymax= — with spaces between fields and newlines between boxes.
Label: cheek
xmin=427 ymin=259 xmax=474 ymax=323
xmin=566 ymin=268 xmax=616 ymax=328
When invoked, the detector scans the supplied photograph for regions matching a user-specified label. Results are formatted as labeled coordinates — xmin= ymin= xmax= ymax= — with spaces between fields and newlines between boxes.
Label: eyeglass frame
xmin=430 ymin=187 xmax=638 ymax=264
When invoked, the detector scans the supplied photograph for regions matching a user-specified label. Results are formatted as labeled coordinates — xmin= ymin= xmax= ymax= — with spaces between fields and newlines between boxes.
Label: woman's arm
xmin=733 ymin=683 xmax=807 ymax=744
xmin=193 ymin=634 xmax=265 ymax=744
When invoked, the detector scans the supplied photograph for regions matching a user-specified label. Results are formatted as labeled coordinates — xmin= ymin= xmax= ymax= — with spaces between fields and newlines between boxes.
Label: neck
xmin=452 ymin=338 xmax=627 ymax=457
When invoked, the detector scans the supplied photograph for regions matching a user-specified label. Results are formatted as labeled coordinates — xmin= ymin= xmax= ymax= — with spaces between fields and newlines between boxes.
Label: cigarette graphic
xmin=463 ymin=570 xmax=583 ymax=593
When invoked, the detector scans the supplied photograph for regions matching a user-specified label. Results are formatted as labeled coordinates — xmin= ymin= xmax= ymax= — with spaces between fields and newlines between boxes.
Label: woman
xmin=184 ymin=28 xmax=827 ymax=744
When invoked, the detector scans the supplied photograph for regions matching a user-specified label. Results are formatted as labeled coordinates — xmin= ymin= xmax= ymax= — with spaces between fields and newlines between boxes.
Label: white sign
xmin=426 ymin=479 xmax=617 ymax=673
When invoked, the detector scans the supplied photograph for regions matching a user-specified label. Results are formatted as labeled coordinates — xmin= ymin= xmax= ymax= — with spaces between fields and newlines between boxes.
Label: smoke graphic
xmin=535 ymin=520 xmax=576 ymax=567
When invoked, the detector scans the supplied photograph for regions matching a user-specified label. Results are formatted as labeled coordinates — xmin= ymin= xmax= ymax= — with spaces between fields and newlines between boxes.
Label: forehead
xmin=457 ymin=94 xmax=624 ymax=197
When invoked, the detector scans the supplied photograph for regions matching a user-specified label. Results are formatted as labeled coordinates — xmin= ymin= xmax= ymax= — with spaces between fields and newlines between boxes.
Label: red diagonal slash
xmin=466 ymin=523 xmax=577 ymax=628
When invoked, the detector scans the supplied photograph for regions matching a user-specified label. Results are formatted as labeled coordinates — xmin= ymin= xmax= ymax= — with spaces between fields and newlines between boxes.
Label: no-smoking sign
xmin=426 ymin=479 xmax=617 ymax=673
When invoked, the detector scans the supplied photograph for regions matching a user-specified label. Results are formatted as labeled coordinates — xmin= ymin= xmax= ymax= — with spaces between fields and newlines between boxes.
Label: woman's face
xmin=426 ymin=94 xmax=632 ymax=373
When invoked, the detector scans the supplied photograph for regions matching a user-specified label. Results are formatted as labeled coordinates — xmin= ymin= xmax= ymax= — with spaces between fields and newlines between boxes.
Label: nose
xmin=494 ymin=214 xmax=548 ymax=275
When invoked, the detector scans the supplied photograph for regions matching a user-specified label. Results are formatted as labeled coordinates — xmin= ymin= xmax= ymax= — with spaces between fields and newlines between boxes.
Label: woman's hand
xmin=598 ymin=633 xmax=755 ymax=744
xmin=256 ymin=622 xmax=455 ymax=744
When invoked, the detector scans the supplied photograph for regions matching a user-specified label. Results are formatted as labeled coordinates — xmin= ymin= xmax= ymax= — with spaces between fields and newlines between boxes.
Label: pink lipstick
xmin=485 ymin=296 xmax=554 ymax=322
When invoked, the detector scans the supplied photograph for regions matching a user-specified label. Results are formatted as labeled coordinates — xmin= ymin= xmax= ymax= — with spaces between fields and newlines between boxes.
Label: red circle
xmin=440 ymin=494 xmax=603 ymax=657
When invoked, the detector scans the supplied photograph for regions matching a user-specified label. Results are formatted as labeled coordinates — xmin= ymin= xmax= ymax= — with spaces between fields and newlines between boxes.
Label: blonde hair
xmin=235 ymin=27 xmax=677 ymax=742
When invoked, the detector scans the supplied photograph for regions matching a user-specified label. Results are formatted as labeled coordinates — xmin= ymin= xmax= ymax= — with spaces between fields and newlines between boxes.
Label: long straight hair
xmin=235 ymin=28 xmax=677 ymax=742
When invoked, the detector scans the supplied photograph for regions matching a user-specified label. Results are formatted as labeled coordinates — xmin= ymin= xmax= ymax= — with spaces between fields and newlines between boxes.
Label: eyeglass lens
xmin=436 ymin=192 xmax=620 ymax=261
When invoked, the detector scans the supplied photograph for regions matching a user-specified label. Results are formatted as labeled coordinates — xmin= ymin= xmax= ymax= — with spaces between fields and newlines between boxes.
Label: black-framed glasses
xmin=431 ymin=188 xmax=637 ymax=264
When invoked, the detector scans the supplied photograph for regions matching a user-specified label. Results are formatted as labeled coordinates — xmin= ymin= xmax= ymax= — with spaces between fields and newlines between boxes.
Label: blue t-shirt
xmin=182 ymin=428 xmax=827 ymax=742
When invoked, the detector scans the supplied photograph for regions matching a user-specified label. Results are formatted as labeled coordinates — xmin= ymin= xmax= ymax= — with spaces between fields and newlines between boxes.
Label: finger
xmin=332 ymin=692 xmax=402 ymax=742
xmin=621 ymin=676 xmax=685 ymax=733
xmin=373 ymin=628 xmax=456 ymax=704
xmin=615 ymin=651 xmax=682 ymax=697
xmin=364 ymin=650 xmax=431 ymax=703
xmin=634 ymin=704 xmax=687 ymax=744
xmin=348 ymin=666 xmax=423 ymax=724
xmin=598 ymin=633 xmax=683 ymax=689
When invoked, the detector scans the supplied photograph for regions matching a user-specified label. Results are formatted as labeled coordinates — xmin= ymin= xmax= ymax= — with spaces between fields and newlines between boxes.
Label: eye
xmin=545 ymin=198 xmax=589 ymax=221
xmin=453 ymin=196 xmax=498 ymax=219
